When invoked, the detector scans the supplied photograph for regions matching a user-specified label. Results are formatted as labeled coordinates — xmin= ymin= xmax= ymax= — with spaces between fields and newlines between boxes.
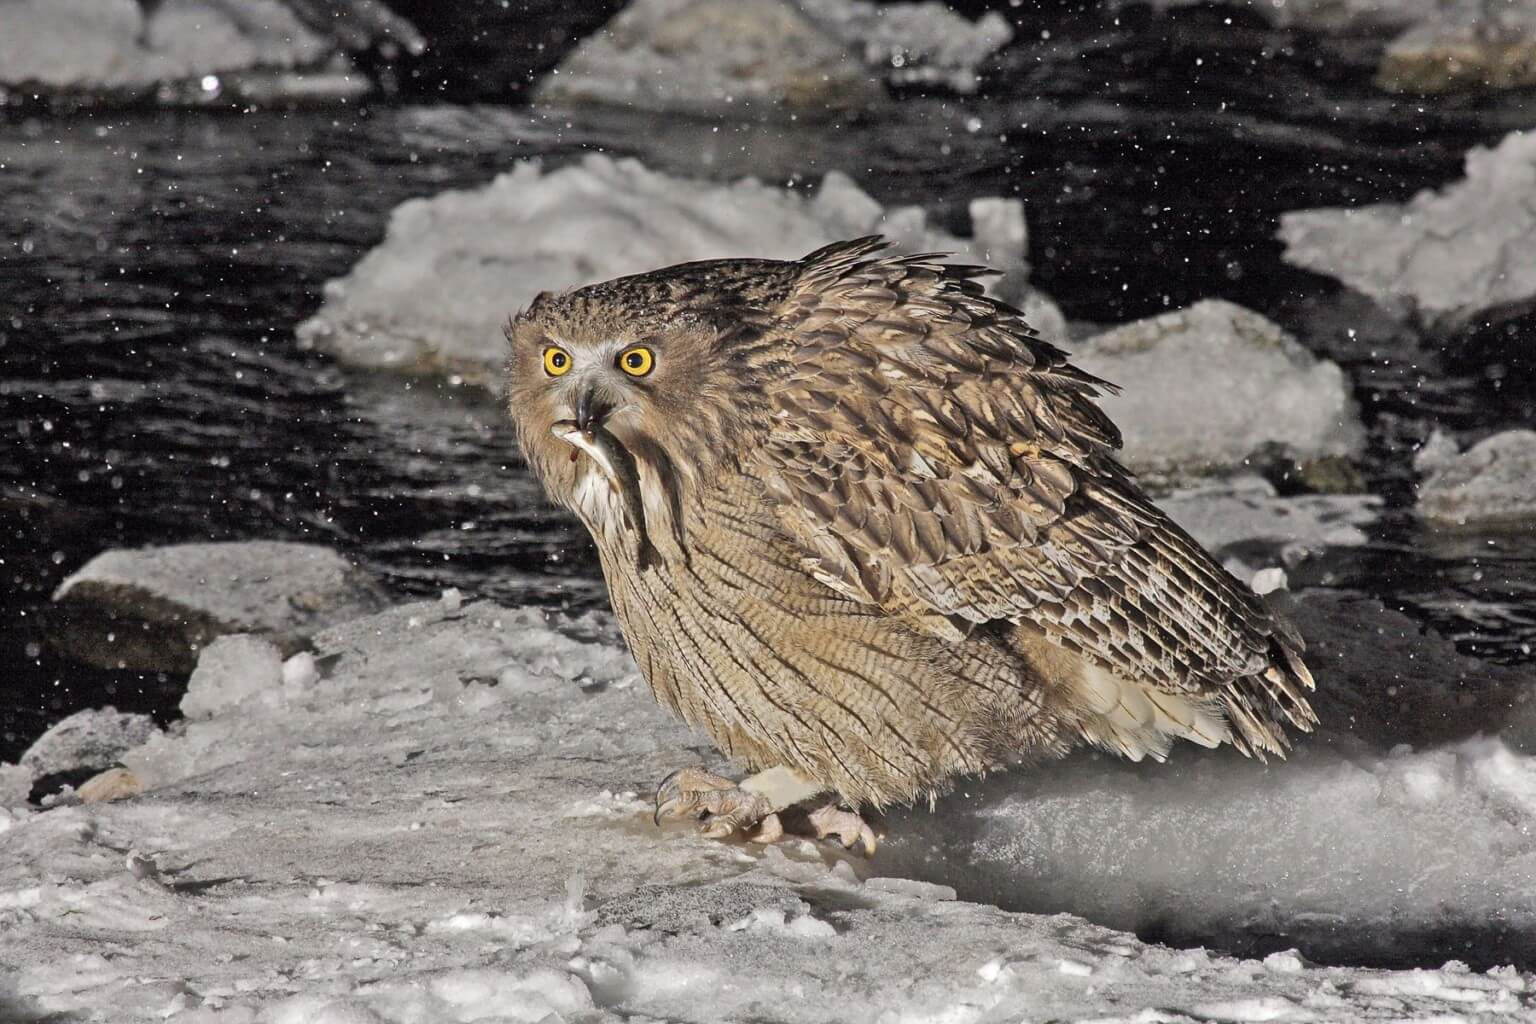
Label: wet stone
xmin=49 ymin=541 xmax=390 ymax=674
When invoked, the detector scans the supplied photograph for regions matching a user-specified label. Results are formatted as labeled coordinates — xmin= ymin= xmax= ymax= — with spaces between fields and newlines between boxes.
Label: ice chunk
xmin=802 ymin=0 xmax=1014 ymax=94
xmin=532 ymin=0 xmax=881 ymax=115
xmin=1073 ymin=301 xmax=1365 ymax=475
xmin=180 ymin=635 xmax=285 ymax=720
xmin=298 ymin=154 xmax=1063 ymax=387
xmin=1416 ymin=429 xmax=1536 ymax=525
xmin=18 ymin=708 xmax=159 ymax=782
xmin=1281 ymin=131 xmax=1536 ymax=329
xmin=533 ymin=0 xmax=1010 ymax=115
xmin=50 ymin=541 xmax=388 ymax=673
xmin=1159 ymin=475 xmax=1379 ymax=560
xmin=0 ymin=0 xmax=419 ymax=102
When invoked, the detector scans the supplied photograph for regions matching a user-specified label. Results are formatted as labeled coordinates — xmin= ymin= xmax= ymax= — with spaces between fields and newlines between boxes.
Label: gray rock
xmin=1072 ymin=300 xmax=1365 ymax=476
xmin=19 ymin=708 xmax=159 ymax=780
xmin=1280 ymin=131 xmax=1536 ymax=329
xmin=1416 ymin=429 xmax=1536 ymax=525
xmin=0 ymin=0 xmax=420 ymax=102
xmin=50 ymin=541 xmax=389 ymax=673
xmin=298 ymin=154 xmax=1063 ymax=387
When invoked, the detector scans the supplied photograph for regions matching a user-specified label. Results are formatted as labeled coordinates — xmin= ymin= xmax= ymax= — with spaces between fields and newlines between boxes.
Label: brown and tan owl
xmin=505 ymin=238 xmax=1315 ymax=854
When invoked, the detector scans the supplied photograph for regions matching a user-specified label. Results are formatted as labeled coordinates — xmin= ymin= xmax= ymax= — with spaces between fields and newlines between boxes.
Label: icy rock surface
xmin=1416 ymin=429 xmax=1536 ymax=524
xmin=1072 ymin=300 xmax=1364 ymax=475
xmin=49 ymin=541 xmax=390 ymax=673
xmin=18 ymin=708 xmax=159 ymax=782
xmin=0 ymin=0 xmax=421 ymax=100
xmin=1281 ymin=131 xmax=1536 ymax=329
xmin=533 ymin=0 xmax=1011 ymax=114
xmin=299 ymin=153 xmax=1064 ymax=386
xmin=5 ymin=596 xmax=1536 ymax=1020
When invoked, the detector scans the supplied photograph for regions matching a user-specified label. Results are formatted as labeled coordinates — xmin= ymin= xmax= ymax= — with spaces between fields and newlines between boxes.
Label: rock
xmin=1280 ymin=131 xmax=1536 ymax=330
xmin=50 ymin=541 xmax=390 ymax=673
xmin=1416 ymin=429 xmax=1536 ymax=525
xmin=1071 ymin=300 xmax=1365 ymax=476
xmin=298 ymin=153 xmax=1064 ymax=387
xmin=0 ymin=0 xmax=421 ymax=103
xmin=19 ymin=708 xmax=159 ymax=781
xmin=532 ymin=0 xmax=1010 ymax=114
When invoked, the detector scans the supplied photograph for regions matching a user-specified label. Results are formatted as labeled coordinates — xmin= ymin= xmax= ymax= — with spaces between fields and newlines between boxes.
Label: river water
xmin=3 ymin=7 xmax=1535 ymax=771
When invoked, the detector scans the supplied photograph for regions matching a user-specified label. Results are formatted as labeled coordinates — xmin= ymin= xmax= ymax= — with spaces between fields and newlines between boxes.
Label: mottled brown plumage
xmin=504 ymin=238 xmax=1316 ymax=842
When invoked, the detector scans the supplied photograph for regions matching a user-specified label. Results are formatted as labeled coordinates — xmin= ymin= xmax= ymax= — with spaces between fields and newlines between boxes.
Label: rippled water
xmin=5 ymin=5 xmax=1536 ymax=766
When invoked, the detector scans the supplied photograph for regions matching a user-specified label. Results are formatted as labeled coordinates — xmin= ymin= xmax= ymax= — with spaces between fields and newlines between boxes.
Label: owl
xmin=505 ymin=238 xmax=1315 ymax=854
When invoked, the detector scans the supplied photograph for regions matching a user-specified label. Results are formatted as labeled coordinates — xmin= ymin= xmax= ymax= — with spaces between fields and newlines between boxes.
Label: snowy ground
xmin=7 ymin=535 xmax=1536 ymax=1020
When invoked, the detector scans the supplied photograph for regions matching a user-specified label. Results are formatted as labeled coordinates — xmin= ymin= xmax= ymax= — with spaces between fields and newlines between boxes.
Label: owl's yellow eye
xmin=543 ymin=346 xmax=572 ymax=377
xmin=618 ymin=346 xmax=654 ymax=377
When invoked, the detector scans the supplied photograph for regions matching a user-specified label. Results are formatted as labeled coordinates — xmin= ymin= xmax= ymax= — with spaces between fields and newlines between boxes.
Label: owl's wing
xmin=753 ymin=237 xmax=1313 ymax=754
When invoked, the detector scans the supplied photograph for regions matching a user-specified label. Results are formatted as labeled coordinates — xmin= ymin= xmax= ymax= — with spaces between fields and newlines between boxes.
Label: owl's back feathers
xmin=751 ymin=237 xmax=1315 ymax=759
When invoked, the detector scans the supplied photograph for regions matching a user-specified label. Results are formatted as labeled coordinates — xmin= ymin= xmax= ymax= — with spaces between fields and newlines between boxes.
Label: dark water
xmin=4 ymin=0 xmax=1536 ymax=975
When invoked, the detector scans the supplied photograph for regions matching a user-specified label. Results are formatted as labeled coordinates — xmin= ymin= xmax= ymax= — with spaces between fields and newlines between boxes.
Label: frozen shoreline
xmin=7 ymin=532 xmax=1536 ymax=1019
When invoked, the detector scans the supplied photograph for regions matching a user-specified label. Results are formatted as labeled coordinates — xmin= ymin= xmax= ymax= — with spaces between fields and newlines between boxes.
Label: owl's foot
xmin=653 ymin=766 xmax=779 ymax=842
xmin=653 ymin=766 xmax=878 ymax=856
xmin=806 ymin=803 xmax=881 ymax=857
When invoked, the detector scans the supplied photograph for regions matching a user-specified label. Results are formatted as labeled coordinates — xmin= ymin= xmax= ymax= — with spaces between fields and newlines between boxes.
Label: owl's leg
xmin=653 ymin=765 xmax=824 ymax=844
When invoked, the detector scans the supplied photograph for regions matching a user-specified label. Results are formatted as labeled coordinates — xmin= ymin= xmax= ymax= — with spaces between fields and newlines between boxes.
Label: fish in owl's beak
xmin=550 ymin=419 xmax=658 ymax=570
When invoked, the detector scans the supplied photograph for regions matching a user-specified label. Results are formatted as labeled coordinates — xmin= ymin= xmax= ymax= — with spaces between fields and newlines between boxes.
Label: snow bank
xmin=1416 ymin=429 xmax=1536 ymax=525
xmin=0 ymin=0 xmax=421 ymax=102
xmin=1280 ymin=131 xmax=1536 ymax=329
xmin=1072 ymin=300 xmax=1365 ymax=476
xmin=298 ymin=153 xmax=1063 ymax=386
xmin=49 ymin=541 xmax=389 ymax=673
xmin=5 ymin=590 xmax=1536 ymax=1021
xmin=532 ymin=0 xmax=1011 ymax=115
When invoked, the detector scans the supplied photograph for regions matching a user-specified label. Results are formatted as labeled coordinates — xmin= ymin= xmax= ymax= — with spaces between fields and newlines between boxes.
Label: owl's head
xmin=504 ymin=263 xmax=791 ymax=552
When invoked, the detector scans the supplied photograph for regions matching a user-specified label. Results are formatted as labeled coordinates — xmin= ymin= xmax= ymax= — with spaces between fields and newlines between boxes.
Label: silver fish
xmin=550 ymin=420 xmax=660 ymax=570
